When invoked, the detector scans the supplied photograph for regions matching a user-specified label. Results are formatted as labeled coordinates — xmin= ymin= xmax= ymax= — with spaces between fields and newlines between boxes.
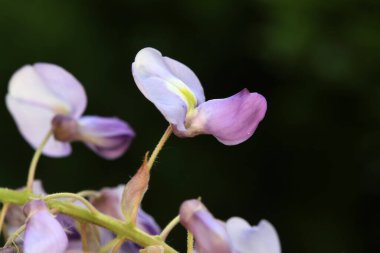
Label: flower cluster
xmin=4 ymin=181 xmax=160 ymax=253
xmin=0 ymin=48 xmax=279 ymax=253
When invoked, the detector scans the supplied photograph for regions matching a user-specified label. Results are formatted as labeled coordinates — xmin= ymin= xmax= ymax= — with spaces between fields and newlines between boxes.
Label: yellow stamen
xmin=168 ymin=79 xmax=197 ymax=111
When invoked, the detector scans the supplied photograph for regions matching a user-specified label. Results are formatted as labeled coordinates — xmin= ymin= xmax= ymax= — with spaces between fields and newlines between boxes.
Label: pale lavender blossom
xmin=6 ymin=63 xmax=135 ymax=159
xmin=180 ymin=199 xmax=281 ymax=253
xmin=23 ymin=200 xmax=68 ymax=253
xmin=132 ymin=47 xmax=267 ymax=145
xmin=226 ymin=217 xmax=281 ymax=253
xmin=90 ymin=185 xmax=161 ymax=253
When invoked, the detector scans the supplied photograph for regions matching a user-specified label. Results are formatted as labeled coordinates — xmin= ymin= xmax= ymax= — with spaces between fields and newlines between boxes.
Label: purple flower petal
xmin=56 ymin=214 xmax=81 ymax=240
xmin=137 ymin=208 xmax=161 ymax=235
xmin=179 ymin=89 xmax=267 ymax=145
xmin=90 ymin=185 xmax=160 ymax=253
xmin=226 ymin=218 xmax=281 ymax=253
xmin=77 ymin=116 xmax=135 ymax=159
xmin=23 ymin=200 xmax=68 ymax=253
xmin=91 ymin=185 xmax=161 ymax=235
xmin=91 ymin=185 xmax=124 ymax=219
xmin=0 ymin=247 xmax=19 ymax=253
xmin=180 ymin=199 xmax=232 ymax=253
xmin=6 ymin=96 xmax=72 ymax=157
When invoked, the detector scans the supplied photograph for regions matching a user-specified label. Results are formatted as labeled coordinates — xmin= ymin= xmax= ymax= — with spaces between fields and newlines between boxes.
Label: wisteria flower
xmin=132 ymin=47 xmax=267 ymax=145
xmin=6 ymin=63 xmax=135 ymax=159
xmin=180 ymin=199 xmax=281 ymax=253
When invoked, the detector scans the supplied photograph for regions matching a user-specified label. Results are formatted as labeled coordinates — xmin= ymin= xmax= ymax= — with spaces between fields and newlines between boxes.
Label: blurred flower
xmin=180 ymin=199 xmax=281 ymax=253
xmin=4 ymin=182 xmax=160 ymax=253
xmin=90 ymin=184 xmax=161 ymax=253
xmin=6 ymin=63 xmax=135 ymax=159
xmin=132 ymin=47 xmax=267 ymax=145
xmin=226 ymin=217 xmax=281 ymax=253
xmin=91 ymin=185 xmax=160 ymax=234
xmin=23 ymin=200 xmax=68 ymax=253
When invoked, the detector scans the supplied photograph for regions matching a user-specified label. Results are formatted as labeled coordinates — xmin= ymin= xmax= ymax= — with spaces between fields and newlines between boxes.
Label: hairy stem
xmin=4 ymin=224 xmax=25 ymax=247
xmin=0 ymin=188 xmax=178 ymax=253
xmin=187 ymin=231 xmax=194 ymax=253
xmin=147 ymin=125 xmax=172 ymax=171
xmin=44 ymin=192 xmax=98 ymax=213
xmin=160 ymin=215 xmax=180 ymax=240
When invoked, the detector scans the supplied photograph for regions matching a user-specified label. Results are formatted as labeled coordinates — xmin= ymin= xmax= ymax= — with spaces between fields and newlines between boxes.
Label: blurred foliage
xmin=0 ymin=0 xmax=379 ymax=252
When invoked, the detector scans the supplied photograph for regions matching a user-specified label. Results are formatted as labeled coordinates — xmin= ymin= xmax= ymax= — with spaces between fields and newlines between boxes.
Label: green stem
xmin=80 ymin=222 xmax=89 ymax=253
xmin=187 ymin=231 xmax=194 ymax=253
xmin=4 ymin=224 xmax=25 ymax=247
xmin=97 ymin=237 xmax=120 ymax=253
xmin=0 ymin=188 xmax=178 ymax=253
xmin=111 ymin=238 xmax=125 ymax=253
xmin=147 ymin=125 xmax=172 ymax=171
xmin=44 ymin=192 xmax=98 ymax=213
xmin=26 ymin=130 xmax=53 ymax=192
xmin=160 ymin=215 xmax=180 ymax=240
xmin=0 ymin=202 xmax=10 ymax=232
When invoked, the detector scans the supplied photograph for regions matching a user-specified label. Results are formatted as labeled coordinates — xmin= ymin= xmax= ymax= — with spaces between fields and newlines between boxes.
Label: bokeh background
xmin=0 ymin=0 xmax=379 ymax=252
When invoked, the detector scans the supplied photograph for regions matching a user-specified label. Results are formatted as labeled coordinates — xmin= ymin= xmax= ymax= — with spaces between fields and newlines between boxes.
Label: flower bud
xmin=52 ymin=115 xmax=80 ymax=142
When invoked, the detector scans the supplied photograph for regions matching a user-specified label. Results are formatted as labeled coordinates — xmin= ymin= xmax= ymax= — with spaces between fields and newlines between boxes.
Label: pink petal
xmin=77 ymin=116 xmax=135 ymax=159
xmin=182 ymin=89 xmax=267 ymax=145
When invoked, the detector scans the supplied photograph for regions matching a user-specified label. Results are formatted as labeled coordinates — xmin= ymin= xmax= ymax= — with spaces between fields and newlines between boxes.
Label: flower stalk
xmin=147 ymin=125 xmax=172 ymax=171
xmin=26 ymin=129 xmax=53 ymax=192
xmin=0 ymin=188 xmax=178 ymax=253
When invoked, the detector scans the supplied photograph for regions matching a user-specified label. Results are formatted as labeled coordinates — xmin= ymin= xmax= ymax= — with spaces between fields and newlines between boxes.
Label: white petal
xmin=226 ymin=218 xmax=281 ymax=253
xmin=132 ymin=67 xmax=188 ymax=130
xmin=33 ymin=63 xmax=87 ymax=117
xmin=134 ymin=47 xmax=174 ymax=79
xmin=132 ymin=48 xmax=203 ymax=127
xmin=163 ymin=56 xmax=205 ymax=104
xmin=6 ymin=96 xmax=71 ymax=157
xmin=8 ymin=64 xmax=86 ymax=117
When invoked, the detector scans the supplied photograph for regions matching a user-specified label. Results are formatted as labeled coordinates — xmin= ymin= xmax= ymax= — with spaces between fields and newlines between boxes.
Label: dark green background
xmin=0 ymin=0 xmax=379 ymax=252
